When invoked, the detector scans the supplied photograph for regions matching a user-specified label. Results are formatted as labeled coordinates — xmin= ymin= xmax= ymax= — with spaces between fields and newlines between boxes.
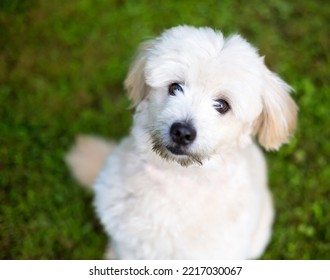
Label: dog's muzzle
xmin=167 ymin=122 xmax=196 ymax=155
xmin=151 ymin=121 xmax=202 ymax=166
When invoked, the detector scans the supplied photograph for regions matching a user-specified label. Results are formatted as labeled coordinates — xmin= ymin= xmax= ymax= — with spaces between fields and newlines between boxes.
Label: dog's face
xmin=125 ymin=26 xmax=297 ymax=166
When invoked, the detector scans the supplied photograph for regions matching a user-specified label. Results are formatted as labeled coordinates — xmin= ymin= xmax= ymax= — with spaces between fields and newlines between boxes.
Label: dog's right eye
xmin=168 ymin=83 xmax=183 ymax=96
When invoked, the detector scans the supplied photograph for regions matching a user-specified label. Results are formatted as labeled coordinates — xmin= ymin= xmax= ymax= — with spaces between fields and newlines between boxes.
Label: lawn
xmin=0 ymin=0 xmax=329 ymax=259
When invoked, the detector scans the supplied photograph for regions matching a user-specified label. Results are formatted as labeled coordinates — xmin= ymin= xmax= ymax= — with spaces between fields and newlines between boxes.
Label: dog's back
xmin=65 ymin=135 xmax=114 ymax=188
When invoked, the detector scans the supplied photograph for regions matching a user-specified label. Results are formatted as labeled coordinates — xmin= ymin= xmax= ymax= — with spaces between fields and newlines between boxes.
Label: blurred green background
xmin=0 ymin=0 xmax=329 ymax=259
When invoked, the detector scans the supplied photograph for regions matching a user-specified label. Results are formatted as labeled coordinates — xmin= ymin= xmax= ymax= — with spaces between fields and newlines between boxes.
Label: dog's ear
xmin=124 ymin=40 xmax=154 ymax=106
xmin=253 ymin=64 xmax=298 ymax=150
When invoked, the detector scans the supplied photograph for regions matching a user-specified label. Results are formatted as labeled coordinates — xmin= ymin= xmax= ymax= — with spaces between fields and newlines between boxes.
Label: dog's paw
xmin=104 ymin=245 xmax=116 ymax=260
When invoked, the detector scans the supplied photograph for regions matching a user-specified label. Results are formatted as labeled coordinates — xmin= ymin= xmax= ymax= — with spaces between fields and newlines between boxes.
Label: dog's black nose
xmin=170 ymin=122 xmax=196 ymax=146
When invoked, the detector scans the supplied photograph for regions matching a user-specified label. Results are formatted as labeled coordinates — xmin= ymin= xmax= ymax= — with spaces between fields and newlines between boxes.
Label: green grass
xmin=1 ymin=0 xmax=329 ymax=259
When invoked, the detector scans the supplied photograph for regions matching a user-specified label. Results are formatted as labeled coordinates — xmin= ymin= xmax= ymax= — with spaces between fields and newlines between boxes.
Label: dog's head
xmin=125 ymin=26 xmax=297 ymax=166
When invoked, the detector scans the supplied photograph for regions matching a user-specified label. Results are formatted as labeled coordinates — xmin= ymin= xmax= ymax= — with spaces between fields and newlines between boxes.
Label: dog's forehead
xmin=145 ymin=28 xmax=263 ymax=91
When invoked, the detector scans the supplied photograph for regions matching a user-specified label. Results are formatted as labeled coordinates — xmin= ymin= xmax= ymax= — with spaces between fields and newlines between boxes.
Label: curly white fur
xmin=67 ymin=26 xmax=297 ymax=259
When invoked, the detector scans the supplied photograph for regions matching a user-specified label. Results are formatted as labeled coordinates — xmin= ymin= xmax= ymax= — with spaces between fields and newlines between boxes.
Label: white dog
xmin=66 ymin=26 xmax=297 ymax=259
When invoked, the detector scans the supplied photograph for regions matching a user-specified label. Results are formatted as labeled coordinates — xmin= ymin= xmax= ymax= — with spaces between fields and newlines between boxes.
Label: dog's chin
xmin=151 ymin=140 xmax=203 ymax=167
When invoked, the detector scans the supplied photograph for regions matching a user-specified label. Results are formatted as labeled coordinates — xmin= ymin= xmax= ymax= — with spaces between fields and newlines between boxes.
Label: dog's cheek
xmin=148 ymin=88 xmax=166 ymax=109
xmin=190 ymin=115 xmax=223 ymax=155
xmin=237 ymin=123 xmax=253 ymax=148
xmin=147 ymin=89 xmax=168 ymax=122
xmin=224 ymin=121 xmax=252 ymax=149
xmin=210 ymin=120 xmax=248 ymax=151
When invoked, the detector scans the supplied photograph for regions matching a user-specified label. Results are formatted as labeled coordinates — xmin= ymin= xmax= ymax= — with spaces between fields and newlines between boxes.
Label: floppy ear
xmin=254 ymin=65 xmax=298 ymax=150
xmin=124 ymin=40 xmax=154 ymax=106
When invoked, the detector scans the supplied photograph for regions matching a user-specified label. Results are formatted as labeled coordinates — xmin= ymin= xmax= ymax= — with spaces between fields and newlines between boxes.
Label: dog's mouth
xmin=165 ymin=145 xmax=187 ymax=156
xmin=150 ymin=133 xmax=203 ymax=167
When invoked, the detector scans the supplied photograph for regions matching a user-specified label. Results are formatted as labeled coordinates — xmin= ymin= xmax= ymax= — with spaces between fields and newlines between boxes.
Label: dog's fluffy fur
xmin=66 ymin=26 xmax=297 ymax=259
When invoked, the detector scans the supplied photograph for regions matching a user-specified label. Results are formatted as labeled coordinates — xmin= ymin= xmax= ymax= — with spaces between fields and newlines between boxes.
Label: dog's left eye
xmin=214 ymin=99 xmax=230 ymax=114
xmin=168 ymin=83 xmax=183 ymax=96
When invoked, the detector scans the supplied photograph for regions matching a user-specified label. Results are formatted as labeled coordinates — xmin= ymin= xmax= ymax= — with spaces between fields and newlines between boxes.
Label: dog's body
xmin=93 ymin=119 xmax=273 ymax=259
xmin=66 ymin=26 xmax=297 ymax=259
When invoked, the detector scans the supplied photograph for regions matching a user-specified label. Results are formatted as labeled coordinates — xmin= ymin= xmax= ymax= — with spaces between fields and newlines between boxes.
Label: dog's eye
xmin=214 ymin=99 xmax=230 ymax=114
xmin=168 ymin=83 xmax=183 ymax=96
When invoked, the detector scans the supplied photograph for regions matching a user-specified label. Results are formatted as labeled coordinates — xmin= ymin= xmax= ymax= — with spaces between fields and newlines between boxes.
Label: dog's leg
xmin=65 ymin=135 xmax=115 ymax=188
